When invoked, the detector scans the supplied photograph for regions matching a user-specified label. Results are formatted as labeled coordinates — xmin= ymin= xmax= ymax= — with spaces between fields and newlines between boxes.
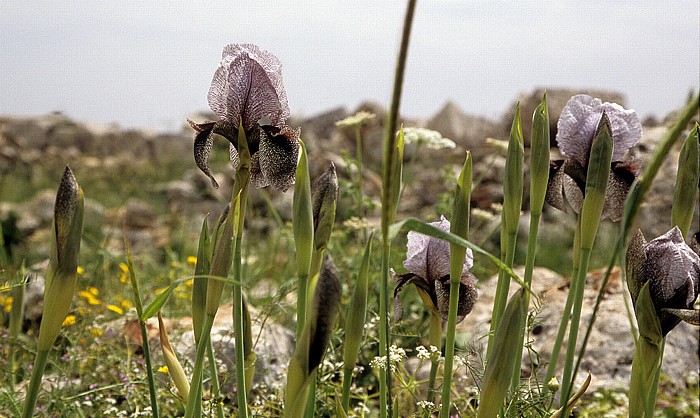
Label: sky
xmin=1 ymin=1 xmax=698 ymax=132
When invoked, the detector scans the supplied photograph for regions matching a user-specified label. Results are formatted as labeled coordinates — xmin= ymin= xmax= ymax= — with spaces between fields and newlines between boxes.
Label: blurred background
xmin=1 ymin=0 xmax=698 ymax=132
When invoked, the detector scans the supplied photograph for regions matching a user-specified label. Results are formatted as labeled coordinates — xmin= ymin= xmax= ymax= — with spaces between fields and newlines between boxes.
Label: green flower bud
xmin=671 ymin=124 xmax=699 ymax=238
xmin=579 ymin=112 xmax=613 ymax=250
xmin=529 ymin=93 xmax=551 ymax=216
xmin=312 ymin=163 xmax=339 ymax=252
xmin=158 ymin=312 xmax=190 ymax=401
xmin=503 ymin=103 xmax=524 ymax=237
xmin=38 ymin=167 xmax=84 ymax=351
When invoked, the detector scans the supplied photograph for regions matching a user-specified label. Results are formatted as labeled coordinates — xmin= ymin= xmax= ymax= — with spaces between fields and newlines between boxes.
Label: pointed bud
xmin=191 ymin=217 xmax=211 ymax=343
xmin=158 ymin=312 xmax=190 ymax=401
xmin=38 ymin=167 xmax=84 ymax=351
xmin=579 ymin=112 xmax=613 ymax=250
xmin=503 ymin=103 xmax=524 ymax=237
xmin=671 ymin=124 xmax=699 ymax=238
xmin=530 ymin=93 xmax=551 ymax=215
xmin=312 ymin=163 xmax=339 ymax=251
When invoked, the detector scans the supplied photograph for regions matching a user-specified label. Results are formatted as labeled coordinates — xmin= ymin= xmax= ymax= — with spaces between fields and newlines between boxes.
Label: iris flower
xmin=392 ymin=216 xmax=478 ymax=324
xmin=545 ymin=94 xmax=642 ymax=221
xmin=627 ymin=226 xmax=700 ymax=336
xmin=188 ymin=43 xmax=300 ymax=191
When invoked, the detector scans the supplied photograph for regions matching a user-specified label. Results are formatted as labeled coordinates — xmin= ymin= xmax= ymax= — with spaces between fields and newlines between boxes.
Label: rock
xmin=122 ymin=199 xmax=156 ymax=230
xmin=165 ymin=302 xmax=296 ymax=397
xmin=502 ymin=89 xmax=627 ymax=146
xmin=426 ymin=101 xmax=507 ymax=160
xmin=459 ymin=266 xmax=699 ymax=393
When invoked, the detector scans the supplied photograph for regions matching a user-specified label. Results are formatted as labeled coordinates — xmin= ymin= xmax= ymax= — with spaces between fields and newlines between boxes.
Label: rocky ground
xmin=1 ymin=88 xmax=698 ymax=410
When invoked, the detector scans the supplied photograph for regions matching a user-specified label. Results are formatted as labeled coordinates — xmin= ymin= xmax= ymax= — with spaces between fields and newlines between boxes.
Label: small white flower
xmin=402 ymin=127 xmax=456 ymax=150
xmin=416 ymin=345 xmax=430 ymax=360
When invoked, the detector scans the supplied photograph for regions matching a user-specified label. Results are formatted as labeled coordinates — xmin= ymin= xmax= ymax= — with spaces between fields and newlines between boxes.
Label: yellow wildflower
xmin=119 ymin=262 xmax=129 ymax=273
xmin=88 ymin=286 xmax=99 ymax=296
xmin=77 ymin=266 xmax=85 ymax=275
xmin=90 ymin=327 xmax=104 ymax=337
xmin=107 ymin=304 xmax=124 ymax=315
xmin=187 ymin=256 xmax=198 ymax=265
xmin=120 ymin=299 xmax=133 ymax=310
xmin=62 ymin=315 xmax=77 ymax=326
xmin=158 ymin=365 xmax=169 ymax=374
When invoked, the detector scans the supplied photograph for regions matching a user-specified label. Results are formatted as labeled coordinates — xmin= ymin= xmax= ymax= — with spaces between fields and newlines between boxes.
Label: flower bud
xmin=38 ymin=167 xmax=84 ymax=351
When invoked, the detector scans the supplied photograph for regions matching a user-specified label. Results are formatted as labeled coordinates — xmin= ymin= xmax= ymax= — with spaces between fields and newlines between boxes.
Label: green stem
xmin=646 ymin=340 xmax=665 ymax=417
xmin=207 ymin=341 xmax=225 ymax=418
xmin=379 ymin=2 xmax=416 ymax=417
xmin=378 ymin=244 xmax=391 ymax=418
xmin=303 ymin=376 xmax=317 ymax=418
xmin=341 ymin=364 xmax=354 ymax=413
xmin=629 ymin=336 xmax=664 ymax=417
xmin=140 ymin=318 xmax=160 ymax=418
xmin=232 ymin=191 xmax=250 ymax=417
xmin=426 ymin=312 xmax=442 ymax=408
xmin=544 ymin=219 xmax=581 ymax=392
xmin=438 ymin=279 xmax=461 ymax=418
xmin=185 ymin=314 xmax=215 ymax=418
xmin=559 ymin=246 xmax=592 ymax=409
xmin=22 ymin=349 xmax=50 ymax=418
xmin=511 ymin=212 xmax=541 ymax=391
xmin=487 ymin=231 xmax=518 ymax=358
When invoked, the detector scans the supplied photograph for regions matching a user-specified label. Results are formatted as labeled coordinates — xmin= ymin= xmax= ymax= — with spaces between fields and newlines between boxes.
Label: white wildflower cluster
xmin=416 ymin=345 xmax=430 ymax=360
xmin=364 ymin=313 xmax=380 ymax=331
xmin=370 ymin=345 xmax=407 ymax=372
xmin=453 ymin=354 xmax=468 ymax=368
xmin=335 ymin=110 xmax=376 ymax=128
xmin=402 ymin=127 xmax=456 ymax=150
xmin=417 ymin=400 xmax=441 ymax=413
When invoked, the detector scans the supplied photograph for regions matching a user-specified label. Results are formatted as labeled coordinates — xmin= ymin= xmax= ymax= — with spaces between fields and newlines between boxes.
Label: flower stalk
xmin=512 ymin=94 xmax=550 ymax=390
xmin=439 ymin=151 xmax=472 ymax=417
xmin=487 ymin=104 xmax=524 ymax=357
xmin=22 ymin=167 xmax=84 ymax=418
xmin=379 ymin=2 xmax=416 ymax=416
xmin=559 ymin=113 xmax=613 ymax=412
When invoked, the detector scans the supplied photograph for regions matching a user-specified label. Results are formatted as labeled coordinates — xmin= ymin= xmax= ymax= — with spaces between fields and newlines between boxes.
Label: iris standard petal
xmin=208 ymin=44 xmax=290 ymax=131
xmin=556 ymin=94 xmax=641 ymax=166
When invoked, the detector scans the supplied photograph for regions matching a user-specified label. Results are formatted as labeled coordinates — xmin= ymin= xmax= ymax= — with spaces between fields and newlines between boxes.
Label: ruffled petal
xmin=556 ymin=94 xmax=641 ymax=166
xmin=208 ymin=44 xmax=290 ymax=131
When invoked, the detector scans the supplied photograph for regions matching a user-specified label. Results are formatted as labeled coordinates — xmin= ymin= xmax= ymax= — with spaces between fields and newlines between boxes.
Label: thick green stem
xmin=438 ymin=278 xmax=462 ymax=418
xmin=232 ymin=183 xmax=250 ymax=417
xmin=629 ymin=337 xmax=664 ymax=417
xmin=559 ymin=246 xmax=592 ymax=409
xmin=511 ymin=212 xmax=541 ymax=390
xmin=544 ymin=219 xmax=581 ymax=392
xmin=22 ymin=349 xmax=50 ymax=418
xmin=487 ymin=231 xmax=518 ymax=358
xmin=185 ymin=314 xmax=215 ymax=418
xmin=341 ymin=364 xmax=353 ymax=413
xmin=206 ymin=341 xmax=225 ymax=418
xmin=426 ymin=312 xmax=442 ymax=407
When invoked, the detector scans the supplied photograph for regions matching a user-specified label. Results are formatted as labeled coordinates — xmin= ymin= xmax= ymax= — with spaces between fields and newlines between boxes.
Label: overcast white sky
xmin=1 ymin=1 xmax=698 ymax=132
